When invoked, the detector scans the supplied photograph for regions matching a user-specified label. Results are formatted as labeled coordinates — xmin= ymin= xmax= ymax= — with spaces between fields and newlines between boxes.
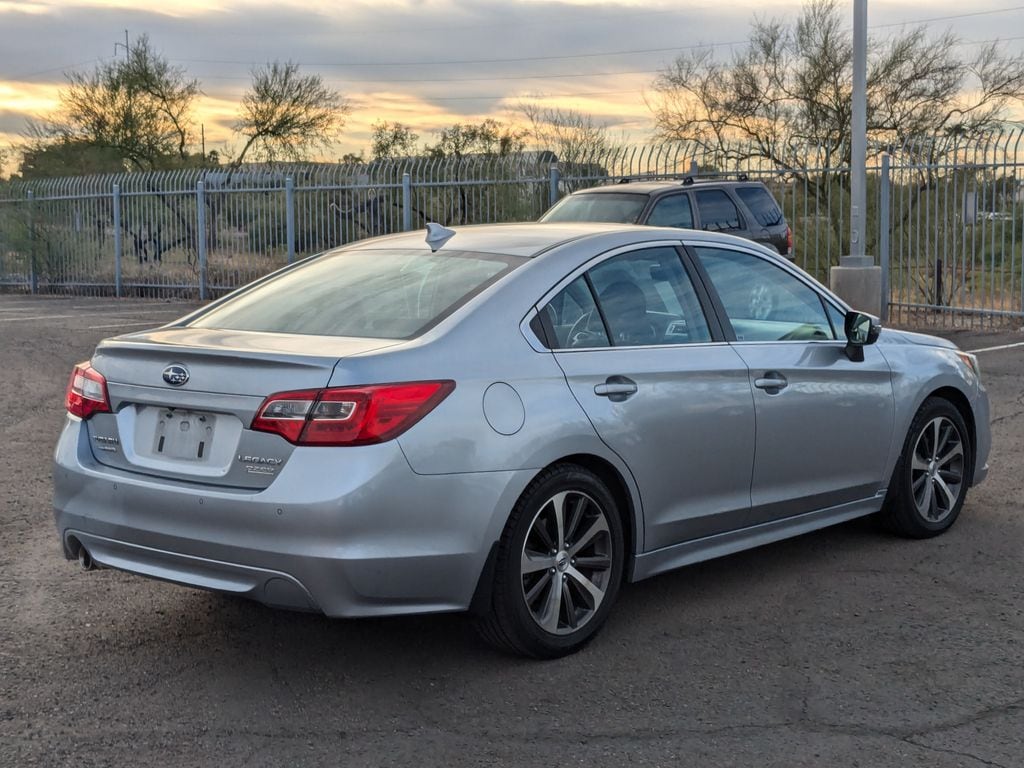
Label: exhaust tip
xmin=78 ymin=547 xmax=95 ymax=571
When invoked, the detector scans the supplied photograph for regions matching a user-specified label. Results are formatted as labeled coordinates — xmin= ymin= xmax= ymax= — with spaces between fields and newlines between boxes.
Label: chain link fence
xmin=1 ymin=134 xmax=1022 ymax=327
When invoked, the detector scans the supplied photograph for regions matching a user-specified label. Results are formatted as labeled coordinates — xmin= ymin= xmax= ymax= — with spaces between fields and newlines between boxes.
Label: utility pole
xmin=114 ymin=29 xmax=130 ymax=59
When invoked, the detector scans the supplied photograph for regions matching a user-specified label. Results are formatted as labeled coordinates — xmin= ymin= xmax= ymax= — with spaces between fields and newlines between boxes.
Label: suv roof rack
xmin=680 ymin=172 xmax=751 ymax=185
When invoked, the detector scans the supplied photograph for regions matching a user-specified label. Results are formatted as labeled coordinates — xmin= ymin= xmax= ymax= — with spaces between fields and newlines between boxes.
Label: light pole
xmin=830 ymin=0 xmax=882 ymax=316
xmin=850 ymin=0 xmax=867 ymax=258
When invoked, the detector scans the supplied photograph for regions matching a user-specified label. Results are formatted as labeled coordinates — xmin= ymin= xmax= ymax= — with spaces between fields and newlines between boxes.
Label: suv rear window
xmin=190 ymin=249 xmax=524 ymax=339
xmin=540 ymin=193 xmax=647 ymax=223
xmin=735 ymin=186 xmax=783 ymax=227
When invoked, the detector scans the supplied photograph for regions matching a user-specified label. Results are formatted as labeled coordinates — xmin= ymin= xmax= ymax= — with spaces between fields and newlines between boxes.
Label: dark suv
xmin=540 ymin=177 xmax=793 ymax=258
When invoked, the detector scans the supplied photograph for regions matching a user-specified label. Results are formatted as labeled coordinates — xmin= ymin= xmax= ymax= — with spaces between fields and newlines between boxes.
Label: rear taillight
xmin=65 ymin=362 xmax=111 ymax=420
xmin=251 ymin=381 xmax=455 ymax=446
xmin=786 ymin=226 xmax=794 ymax=254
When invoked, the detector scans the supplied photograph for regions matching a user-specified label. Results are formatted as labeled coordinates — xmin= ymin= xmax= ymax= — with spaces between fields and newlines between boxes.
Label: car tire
xmin=475 ymin=463 xmax=625 ymax=659
xmin=879 ymin=397 xmax=973 ymax=539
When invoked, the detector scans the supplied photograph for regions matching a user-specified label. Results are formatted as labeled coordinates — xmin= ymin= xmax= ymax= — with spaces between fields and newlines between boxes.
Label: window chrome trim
xmin=727 ymin=339 xmax=848 ymax=347
xmin=552 ymin=340 xmax=732 ymax=354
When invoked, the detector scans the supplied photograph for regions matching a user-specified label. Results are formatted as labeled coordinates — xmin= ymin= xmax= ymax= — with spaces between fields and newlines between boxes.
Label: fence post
xmin=402 ymin=172 xmax=412 ymax=231
xmin=285 ymin=176 xmax=296 ymax=263
xmin=689 ymin=159 xmax=699 ymax=178
xmin=878 ymin=153 xmax=891 ymax=323
xmin=196 ymin=180 xmax=207 ymax=301
xmin=548 ymin=164 xmax=561 ymax=208
xmin=26 ymin=190 xmax=37 ymax=294
xmin=112 ymin=183 xmax=122 ymax=298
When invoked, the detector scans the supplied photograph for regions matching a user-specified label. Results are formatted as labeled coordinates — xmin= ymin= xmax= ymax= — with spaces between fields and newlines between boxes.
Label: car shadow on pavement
xmin=118 ymin=514 xmax=895 ymax=671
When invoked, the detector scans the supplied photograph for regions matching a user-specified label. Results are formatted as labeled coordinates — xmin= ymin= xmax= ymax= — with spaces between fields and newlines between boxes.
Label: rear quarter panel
xmin=327 ymin=230 xmax=672 ymax=479
xmin=322 ymin=233 xmax=651 ymax=542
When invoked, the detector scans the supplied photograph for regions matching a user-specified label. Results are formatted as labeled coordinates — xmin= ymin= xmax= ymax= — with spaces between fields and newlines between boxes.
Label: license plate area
xmin=151 ymin=408 xmax=217 ymax=462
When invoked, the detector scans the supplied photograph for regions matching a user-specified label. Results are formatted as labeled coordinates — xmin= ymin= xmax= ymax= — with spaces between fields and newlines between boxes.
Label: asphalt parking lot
xmin=1 ymin=293 xmax=1022 ymax=768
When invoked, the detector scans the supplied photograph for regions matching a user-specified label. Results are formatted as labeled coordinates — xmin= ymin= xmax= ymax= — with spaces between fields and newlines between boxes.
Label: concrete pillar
xmin=830 ymin=255 xmax=882 ymax=316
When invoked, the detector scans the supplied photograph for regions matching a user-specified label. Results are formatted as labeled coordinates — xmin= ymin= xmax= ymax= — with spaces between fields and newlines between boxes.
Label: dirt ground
xmin=1 ymin=294 xmax=1022 ymax=768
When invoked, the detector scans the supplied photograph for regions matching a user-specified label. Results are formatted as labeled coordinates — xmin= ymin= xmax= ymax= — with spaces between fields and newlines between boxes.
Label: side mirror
xmin=843 ymin=311 xmax=881 ymax=362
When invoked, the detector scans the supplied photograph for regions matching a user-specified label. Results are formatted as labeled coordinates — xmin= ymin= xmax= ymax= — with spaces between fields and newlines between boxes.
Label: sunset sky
xmin=2 ymin=0 xmax=1023 ymax=166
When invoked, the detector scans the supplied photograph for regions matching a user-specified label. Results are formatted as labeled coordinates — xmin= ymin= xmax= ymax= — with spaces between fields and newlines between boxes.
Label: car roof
xmin=342 ymin=222 xmax=783 ymax=260
xmin=343 ymin=222 xmax=652 ymax=258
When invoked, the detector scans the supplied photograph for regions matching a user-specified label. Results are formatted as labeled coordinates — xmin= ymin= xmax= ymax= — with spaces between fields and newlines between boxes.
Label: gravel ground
xmin=1 ymin=295 xmax=1022 ymax=768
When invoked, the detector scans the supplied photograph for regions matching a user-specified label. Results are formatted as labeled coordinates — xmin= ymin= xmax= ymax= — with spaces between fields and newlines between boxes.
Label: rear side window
xmin=539 ymin=247 xmax=712 ymax=349
xmin=735 ymin=186 xmax=784 ymax=227
xmin=190 ymin=249 xmax=523 ymax=339
xmin=695 ymin=190 xmax=743 ymax=232
xmin=646 ymin=194 xmax=694 ymax=228
xmin=588 ymin=247 xmax=711 ymax=346
xmin=540 ymin=193 xmax=647 ymax=223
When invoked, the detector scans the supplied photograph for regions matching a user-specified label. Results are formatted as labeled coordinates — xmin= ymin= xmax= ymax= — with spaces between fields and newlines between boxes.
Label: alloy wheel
xmin=910 ymin=415 xmax=965 ymax=524
xmin=520 ymin=490 xmax=613 ymax=635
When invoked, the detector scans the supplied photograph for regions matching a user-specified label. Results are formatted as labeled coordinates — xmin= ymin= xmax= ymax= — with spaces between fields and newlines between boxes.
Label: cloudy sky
xmin=2 ymin=0 xmax=1023 ymax=163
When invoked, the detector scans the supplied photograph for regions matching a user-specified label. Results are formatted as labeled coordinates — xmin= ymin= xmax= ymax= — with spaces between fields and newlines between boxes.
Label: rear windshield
xmin=190 ymin=248 xmax=524 ymax=339
xmin=735 ymin=186 xmax=784 ymax=227
xmin=540 ymin=192 xmax=648 ymax=224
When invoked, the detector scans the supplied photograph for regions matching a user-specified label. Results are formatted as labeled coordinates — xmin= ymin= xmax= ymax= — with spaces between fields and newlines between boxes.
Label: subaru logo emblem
xmin=162 ymin=364 xmax=189 ymax=387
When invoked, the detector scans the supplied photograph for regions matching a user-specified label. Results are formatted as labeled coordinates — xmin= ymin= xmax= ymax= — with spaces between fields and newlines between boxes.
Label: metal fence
xmin=1 ymin=132 xmax=1023 ymax=327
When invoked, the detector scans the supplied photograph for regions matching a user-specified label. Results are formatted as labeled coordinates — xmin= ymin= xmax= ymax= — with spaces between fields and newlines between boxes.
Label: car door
xmin=689 ymin=244 xmax=895 ymax=525
xmin=538 ymin=243 xmax=756 ymax=551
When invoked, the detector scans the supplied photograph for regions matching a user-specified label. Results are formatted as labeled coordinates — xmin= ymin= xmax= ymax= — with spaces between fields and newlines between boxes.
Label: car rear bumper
xmin=53 ymin=418 xmax=530 ymax=617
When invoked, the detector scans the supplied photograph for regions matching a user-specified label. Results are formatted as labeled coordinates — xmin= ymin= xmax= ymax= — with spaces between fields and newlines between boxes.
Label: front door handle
xmin=594 ymin=376 xmax=638 ymax=402
xmin=753 ymin=372 xmax=788 ymax=393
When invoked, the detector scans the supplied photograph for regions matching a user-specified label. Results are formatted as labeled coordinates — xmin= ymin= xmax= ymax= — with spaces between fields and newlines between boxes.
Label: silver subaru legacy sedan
xmin=54 ymin=223 xmax=991 ymax=658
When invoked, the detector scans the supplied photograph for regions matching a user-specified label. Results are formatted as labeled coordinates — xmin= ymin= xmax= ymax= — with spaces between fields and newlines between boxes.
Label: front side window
xmin=646 ymin=194 xmax=694 ymax=228
xmin=191 ymin=248 xmax=523 ymax=339
xmin=694 ymin=247 xmax=834 ymax=342
xmin=695 ymin=190 xmax=743 ymax=232
xmin=540 ymin=193 xmax=648 ymax=224
xmin=825 ymin=301 xmax=848 ymax=340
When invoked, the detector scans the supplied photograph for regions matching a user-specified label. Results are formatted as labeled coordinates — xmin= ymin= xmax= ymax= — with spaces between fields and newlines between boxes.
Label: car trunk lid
xmin=84 ymin=327 xmax=401 ymax=489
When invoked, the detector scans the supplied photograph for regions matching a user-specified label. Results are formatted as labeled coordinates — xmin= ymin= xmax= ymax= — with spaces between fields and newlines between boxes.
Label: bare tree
xmin=370 ymin=121 xmax=419 ymax=160
xmin=424 ymin=119 xmax=527 ymax=159
xmin=649 ymin=0 xmax=1024 ymax=171
xmin=517 ymin=102 xmax=611 ymax=163
xmin=233 ymin=61 xmax=349 ymax=165
xmin=55 ymin=35 xmax=200 ymax=170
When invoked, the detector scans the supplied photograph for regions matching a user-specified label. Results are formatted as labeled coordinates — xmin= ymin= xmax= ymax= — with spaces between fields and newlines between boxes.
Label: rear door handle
xmin=754 ymin=372 xmax=788 ymax=393
xmin=594 ymin=376 xmax=638 ymax=402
